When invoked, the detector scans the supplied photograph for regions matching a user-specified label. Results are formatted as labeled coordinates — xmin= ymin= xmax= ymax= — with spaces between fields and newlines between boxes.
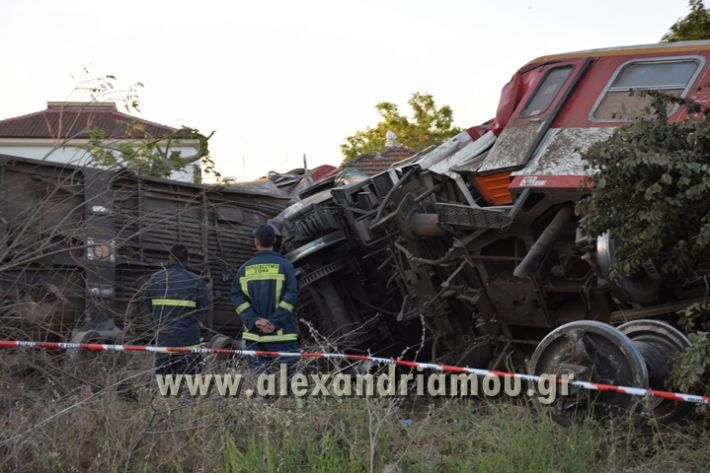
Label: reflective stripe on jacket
xmin=231 ymin=250 xmax=298 ymax=343
xmin=145 ymin=262 xmax=210 ymax=347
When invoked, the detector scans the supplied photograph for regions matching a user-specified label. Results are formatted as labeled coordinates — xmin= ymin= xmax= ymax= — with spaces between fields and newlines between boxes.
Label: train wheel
xmin=618 ymin=319 xmax=693 ymax=423
xmin=529 ymin=320 xmax=648 ymax=426
xmin=67 ymin=330 xmax=102 ymax=359
xmin=205 ymin=335 xmax=244 ymax=370
xmin=206 ymin=335 xmax=244 ymax=350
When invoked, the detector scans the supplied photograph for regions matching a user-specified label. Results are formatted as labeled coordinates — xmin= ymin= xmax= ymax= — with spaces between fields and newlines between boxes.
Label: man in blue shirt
xmin=145 ymin=244 xmax=210 ymax=375
xmin=231 ymin=224 xmax=299 ymax=376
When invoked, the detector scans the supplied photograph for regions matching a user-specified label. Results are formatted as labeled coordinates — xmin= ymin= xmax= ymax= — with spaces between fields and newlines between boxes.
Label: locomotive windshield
xmin=520 ymin=66 xmax=573 ymax=117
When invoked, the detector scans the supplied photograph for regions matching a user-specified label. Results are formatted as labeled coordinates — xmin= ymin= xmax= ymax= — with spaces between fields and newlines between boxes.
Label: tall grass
xmin=0 ymin=351 xmax=708 ymax=472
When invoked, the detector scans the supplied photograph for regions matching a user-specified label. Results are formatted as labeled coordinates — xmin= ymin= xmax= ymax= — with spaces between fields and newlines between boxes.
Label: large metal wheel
xmin=618 ymin=319 xmax=693 ymax=423
xmin=205 ymin=335 xmax=245 ymax=370
xmin=67 ymin=330 xmax=102 ymax=359
xmin=529 ymin=320 xmax=648 ymax=426
xmin=596 ymin=232 xmax=661 ymax=306
xmin=207 ymin=335 xmax=244 ymax=351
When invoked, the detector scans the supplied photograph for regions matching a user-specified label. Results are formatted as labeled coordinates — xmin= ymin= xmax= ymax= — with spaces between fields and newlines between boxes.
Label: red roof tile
xmin=349 ymin=147 xmax=415 ymax=176
xmin=0 ymin=102 xmax=184 ymax=140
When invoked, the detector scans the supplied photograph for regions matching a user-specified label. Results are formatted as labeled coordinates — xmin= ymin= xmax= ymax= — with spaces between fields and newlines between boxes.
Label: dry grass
xmin=0 ymin=350 xmax=708 ymax=473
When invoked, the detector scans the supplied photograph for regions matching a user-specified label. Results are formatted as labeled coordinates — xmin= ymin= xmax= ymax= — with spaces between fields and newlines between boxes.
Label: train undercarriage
xmin=275 ymin=131 xmax=705 ymax=423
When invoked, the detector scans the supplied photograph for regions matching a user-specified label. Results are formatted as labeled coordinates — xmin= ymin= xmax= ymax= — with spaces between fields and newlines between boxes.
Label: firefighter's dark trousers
xmin=245 ymin=340 xmax=300 ymax=395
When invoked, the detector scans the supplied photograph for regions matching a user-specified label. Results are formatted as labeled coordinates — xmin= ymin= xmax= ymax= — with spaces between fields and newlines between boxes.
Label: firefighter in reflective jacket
xmin=145 ymin=244 xmax=210 ymax=375
xmin=231 ymin=223 xmax=299 ymax=373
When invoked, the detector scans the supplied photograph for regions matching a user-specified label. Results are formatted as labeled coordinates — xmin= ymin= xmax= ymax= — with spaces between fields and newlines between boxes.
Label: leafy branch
xmin=75 ymin=74 xmax=221 ymax=182
xmin=670 ymin=303 xmax=710 ymax=397
xmin=577 ymin=89 xmax=710 ymax=279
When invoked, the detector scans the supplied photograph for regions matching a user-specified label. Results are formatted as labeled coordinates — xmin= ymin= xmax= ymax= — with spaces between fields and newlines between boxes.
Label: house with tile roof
xmin=0 ymin=101 xmax=203 ymax=182
xmin=348 ymin=146 xmax=415 ymax=176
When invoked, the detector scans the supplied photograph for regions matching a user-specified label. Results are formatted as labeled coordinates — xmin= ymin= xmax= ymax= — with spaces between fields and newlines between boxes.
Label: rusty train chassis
xmin=276 ymin=164 xmax=703 ymax=422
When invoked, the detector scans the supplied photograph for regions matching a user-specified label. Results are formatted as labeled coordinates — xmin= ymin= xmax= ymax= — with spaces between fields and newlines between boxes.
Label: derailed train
xmin=2 ymin=40 xmax=708 ymax=423
xmin=0 ymin=155 xmax=289 ymax=345
xmin=275 ymin=40 xmax=710 ymax=422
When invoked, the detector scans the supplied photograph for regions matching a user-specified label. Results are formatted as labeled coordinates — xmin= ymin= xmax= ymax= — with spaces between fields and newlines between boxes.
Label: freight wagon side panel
xmin=0 ymin=154 xmax=289 ymax=342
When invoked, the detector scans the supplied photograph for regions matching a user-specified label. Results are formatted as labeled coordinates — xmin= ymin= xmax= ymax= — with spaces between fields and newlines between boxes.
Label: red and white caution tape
xmin=1 ymin=339 xmax=708 ymax=405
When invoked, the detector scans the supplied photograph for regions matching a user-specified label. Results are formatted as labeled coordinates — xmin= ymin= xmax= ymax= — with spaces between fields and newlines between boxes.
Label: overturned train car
xmin=277 ymin=40 xmax=710 ymax=422
xmin=0 ymin=154 xmax=289 ymax=344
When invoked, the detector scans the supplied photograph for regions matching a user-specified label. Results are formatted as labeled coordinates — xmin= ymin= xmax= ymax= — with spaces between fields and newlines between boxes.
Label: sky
xmin=0 ymin=0 xmax=694 ymax=181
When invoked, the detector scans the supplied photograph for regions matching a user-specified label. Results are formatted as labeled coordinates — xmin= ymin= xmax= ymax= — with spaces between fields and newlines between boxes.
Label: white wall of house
xmin=0 ymin=141 xmax=201 ymax=183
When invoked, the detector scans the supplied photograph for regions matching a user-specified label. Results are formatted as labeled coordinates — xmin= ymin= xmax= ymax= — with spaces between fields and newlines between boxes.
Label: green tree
xmin=576 ymin=91 xmax=710 ymax=398
xmin=577 ymin=91 xmax=710 ymax=279
xmin=84 ymin=121 xmax=218 ymax=183
xmin=65 ymin=74 xmax=220 ymax=182
xmin=663 ymin=0 xmax=710 ymax=42
xmin=340 ymin=92 xmax=462 ymax=164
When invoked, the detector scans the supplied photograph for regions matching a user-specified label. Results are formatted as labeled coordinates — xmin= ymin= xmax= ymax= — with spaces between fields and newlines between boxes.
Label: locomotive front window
xmin=592 ymin=58 xmax=702 ymax=121
xmin=520 ymin=66 xmax=573 ymax=117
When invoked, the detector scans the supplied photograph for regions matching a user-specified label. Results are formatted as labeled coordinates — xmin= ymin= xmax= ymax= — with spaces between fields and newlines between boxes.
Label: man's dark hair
xmin=252 ymin=224 xmax=276 ymax=247
xmin=170 ymin=244 xmax=189 ymax=263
